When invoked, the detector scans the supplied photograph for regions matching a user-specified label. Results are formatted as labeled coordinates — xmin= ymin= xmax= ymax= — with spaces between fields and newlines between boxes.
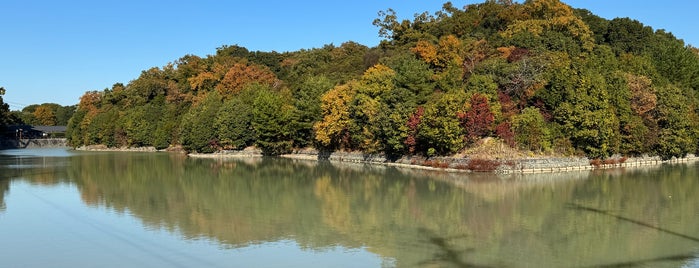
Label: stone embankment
xmin=0 ymin=138 xmax=68 ymax=149
xmin=70 ymin=145 xmax=699 ymax=174
xmin=75 ymin=144 xmax=159 ymax=152
xmin=279 ymin=149 xmax=698 ymax=174
xmin=508 ymin=155 xmax=699 ymax=173
xmin=188 ymin=148 xmax=263 ymax=158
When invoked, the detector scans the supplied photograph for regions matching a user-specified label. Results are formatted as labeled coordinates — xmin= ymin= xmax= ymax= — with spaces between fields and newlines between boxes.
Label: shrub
xmin=619 ymin=157 xmax=628 ymax=164
xmin=603 ymin=158 xmax=617 ymax=165
xmin=467 ymin=159 xmax=501 ymax=172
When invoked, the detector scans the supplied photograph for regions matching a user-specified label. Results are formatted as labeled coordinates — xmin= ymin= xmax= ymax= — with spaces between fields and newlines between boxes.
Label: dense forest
xmin=66 ymin=0 xmax=699 ymax=160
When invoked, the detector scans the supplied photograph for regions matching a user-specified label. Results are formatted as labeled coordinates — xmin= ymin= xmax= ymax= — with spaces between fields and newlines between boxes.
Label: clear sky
xmin=1 ymin=1 xmax=697 ymax=109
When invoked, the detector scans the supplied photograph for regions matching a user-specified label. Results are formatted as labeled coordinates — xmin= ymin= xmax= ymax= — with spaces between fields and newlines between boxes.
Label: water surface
xmin=1 ymin=149 xmax=698 ymax=267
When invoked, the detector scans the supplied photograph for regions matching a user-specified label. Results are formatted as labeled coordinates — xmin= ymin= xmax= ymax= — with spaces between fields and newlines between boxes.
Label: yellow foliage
xmin=501 ymin=0 xmax=594 ymax=51
xmin=188 ymin=72 xmax=217 ymax=91
xmin=314 ymin=82 xmax=357 ymax=147
xmin=411 ymin=40 xmax=438 ymax=65
xmin=412 ymin=35 xmax=465 ymax=69
xmin=525 ymin=0 xmax=574 ymax=19
xmin=497 ymin=46 xmax=517 ymax=60
xmin=33 ymin=106 xmax=56 ymax=126
xmin=438 ymin=35 xmax=464 ymax=67
xmin=359 ymin=64 xmax=396 ymax=96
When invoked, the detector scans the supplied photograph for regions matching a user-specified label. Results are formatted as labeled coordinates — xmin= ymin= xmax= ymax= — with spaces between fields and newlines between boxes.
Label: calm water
xmin=1 ymin=148 xmax=698 ymax=268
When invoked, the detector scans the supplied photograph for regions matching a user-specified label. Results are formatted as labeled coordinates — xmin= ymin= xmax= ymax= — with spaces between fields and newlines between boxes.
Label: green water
xmin=1 ymin=149 xmax=698 ymax=267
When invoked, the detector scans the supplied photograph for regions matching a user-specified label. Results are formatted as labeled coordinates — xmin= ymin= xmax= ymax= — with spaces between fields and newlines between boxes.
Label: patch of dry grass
xmin=456 ymin=137 xmax=529 ymax=160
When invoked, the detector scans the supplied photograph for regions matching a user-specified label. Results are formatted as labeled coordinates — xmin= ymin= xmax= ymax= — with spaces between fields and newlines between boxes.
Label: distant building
xmin=3 ymin=125 xmax=67 ymax=139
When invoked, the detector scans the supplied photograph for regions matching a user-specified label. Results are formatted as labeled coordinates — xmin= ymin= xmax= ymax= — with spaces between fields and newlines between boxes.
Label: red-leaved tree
xmin=404 ymin=106 xmax=424 ymax=154
xmin=459 ymin=93 xmax=494 ymax=143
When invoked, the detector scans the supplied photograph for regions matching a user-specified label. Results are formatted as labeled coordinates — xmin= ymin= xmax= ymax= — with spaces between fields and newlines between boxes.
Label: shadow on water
xmin=417 ymin=228 xmax=497 ymax=268
xmin=569 ymin=202 xmax=699 ymax=268
xmin=568 ymin=203 xmax=699 ymax=243
xmin=581 ymin=254 xmax=697 ymax=268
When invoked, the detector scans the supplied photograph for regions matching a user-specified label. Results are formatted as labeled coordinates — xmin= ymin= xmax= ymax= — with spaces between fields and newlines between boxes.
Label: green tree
xmin=55 ymin=105 xmax=76 ymax=126
xmin=654 ymin=84 xmax=697 ymax=159
xmin=383 ymin=53 xmax=434 ymax=105
xmin=291 ymin=76 xmax=333 ymax=148
xmin=417 ymin=92 xmax=466 ymax=155
xmin=215 ymin=86 xmax=258 ymax=150
xmin=604 ymin=18 xmax=653 ymax=55
xmin=122 ymin=102 xmax=164 ymax=147
xmin=180 ymin=92 xmax=222 ymax=153
xmin=0 ymin=87 xmax=11 ymax=128
xmin=252 ymin=87 xmax=295 ymax=156
xmin=66 ymin=109 xmax=86 ymax=147
xmin=512 ymin=107 xmax=551 ymax=151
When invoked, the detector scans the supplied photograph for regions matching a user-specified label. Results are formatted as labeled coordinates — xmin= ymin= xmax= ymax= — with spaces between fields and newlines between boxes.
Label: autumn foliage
xmin=459 ymin=93 xmax=495 ymax=143
xmin=66 ymin=0 xmax=699 ymax=160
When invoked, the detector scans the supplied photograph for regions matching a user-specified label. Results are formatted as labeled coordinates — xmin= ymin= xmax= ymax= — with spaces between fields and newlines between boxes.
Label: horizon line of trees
xmin=0 ymin=87 xmax=76 ymax=129
xmin=65 ymin=0 xmax=699 ymax=160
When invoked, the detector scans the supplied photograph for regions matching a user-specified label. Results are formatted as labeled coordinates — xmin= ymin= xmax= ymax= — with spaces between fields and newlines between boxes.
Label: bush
xmin=467 ymin=159 xmax=501 ymax=172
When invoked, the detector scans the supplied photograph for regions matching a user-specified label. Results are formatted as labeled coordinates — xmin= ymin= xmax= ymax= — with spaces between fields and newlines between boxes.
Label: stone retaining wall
xmin=75 ymin=145 xmax=158 ymax=152
xmin=284 ymin=149 xmax=698 ymax=174
xmin=0 ymin=138 xmax=68 ymax=149
xmin=67 ymin=145 xmax=699 ymax=174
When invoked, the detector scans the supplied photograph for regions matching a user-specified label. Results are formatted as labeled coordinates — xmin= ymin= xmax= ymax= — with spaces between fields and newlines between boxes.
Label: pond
xmin=1 ymin=148 xmax=698 ymax=267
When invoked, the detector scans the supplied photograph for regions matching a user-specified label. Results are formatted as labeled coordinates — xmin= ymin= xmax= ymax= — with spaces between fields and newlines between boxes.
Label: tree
xmin=292 ymin=76 xmax=333 ymax=147
xmin=314 ymin=82 xmax=357 ymax=150
xmin=405 ymin=106 xmax=424 ymax=154
xmin=55 ymin=105 xmax=76 ymax=126
xmin=384 ymin=53 xmax=434 ymax=105
xmin=626 ymin=73 xmax=656 ymax=117
xmin=0 ymin=87 xmax=11 ymax=128
xmin=122 ymin=103 xmax=163 ymax=147
xmin=215 ymin=86 xmax=258 ymax=150
xmin=61 ymin=3 xmax=699 ymax=160
xmin=252 ymin=87 xmax=294 ymax=156
xmin=216 ymin=62 xmax=278 ymax=98
xmin=604 ymin=18 xmax=653 ymax=55
xmin=417 ymin=92 xmax=466 ymax=156
xmin=179 ymin=92 xmax=222 ymax=153
xmin=459 ymin=93 xmax=495 ymax=143
xmin=512 ymin=107 xmax=551 ymax=151
xmin=33 ymin=106 xmax=57 ymax=126
xmin=501 ymin=0 xmax=595 ymax=53
xmin=654 ymin=84 xmax=697 ymax=159
xmin=349 ymin=64 xmax=397 ymax=153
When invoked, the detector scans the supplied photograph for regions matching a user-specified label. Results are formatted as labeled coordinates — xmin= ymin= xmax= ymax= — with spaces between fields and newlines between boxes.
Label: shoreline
xmin=74 ymin=145 xmax=699 ymax=174
xmin=277 ymin=150 xmax=699 ymax=174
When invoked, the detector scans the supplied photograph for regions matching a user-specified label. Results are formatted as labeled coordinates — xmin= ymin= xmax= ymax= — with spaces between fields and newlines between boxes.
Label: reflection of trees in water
xmin=562 ymin=164 xmax=699 ymax=267
xmin=0 ymin=155 xmax=70 ymax=211
xmin=0 ymin=177 xmax=8 ymax=211
xmin=3 ymin=152 xmax=699 ymax=267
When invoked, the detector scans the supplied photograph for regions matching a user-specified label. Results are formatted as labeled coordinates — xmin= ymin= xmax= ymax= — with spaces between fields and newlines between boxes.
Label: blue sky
xmin=1 ymin=1 xmax=697 ymax=109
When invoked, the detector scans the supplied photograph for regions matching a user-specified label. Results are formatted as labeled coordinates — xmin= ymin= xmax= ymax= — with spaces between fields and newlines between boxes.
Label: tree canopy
xmin=66 ymin=0 xmax=699 ymax=159
xmin=0 ymin=87 xmax=11 ymax=128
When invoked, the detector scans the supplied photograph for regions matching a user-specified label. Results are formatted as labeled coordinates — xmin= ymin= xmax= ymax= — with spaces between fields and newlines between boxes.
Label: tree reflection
xmin=1 ymin=151 xmax=699 ymax=267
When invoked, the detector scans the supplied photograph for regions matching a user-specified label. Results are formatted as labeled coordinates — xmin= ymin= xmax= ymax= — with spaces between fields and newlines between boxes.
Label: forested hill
xmin=67 ymin=0 xmax=699 ymax=160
